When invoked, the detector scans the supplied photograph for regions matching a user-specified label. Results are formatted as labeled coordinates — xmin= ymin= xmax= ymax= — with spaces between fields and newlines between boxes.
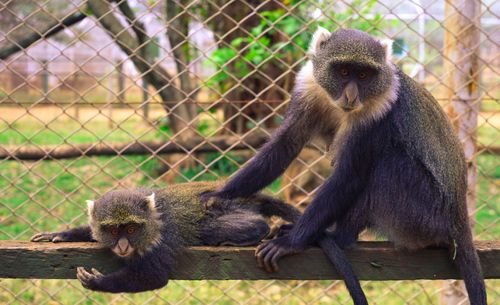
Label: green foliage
xmin=206 ymin=0 xmax=391 ymax=93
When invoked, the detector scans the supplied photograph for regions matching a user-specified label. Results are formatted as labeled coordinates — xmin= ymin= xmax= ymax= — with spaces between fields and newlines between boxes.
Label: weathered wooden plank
xmin=0 ymin=241 xmax=498 ymax=280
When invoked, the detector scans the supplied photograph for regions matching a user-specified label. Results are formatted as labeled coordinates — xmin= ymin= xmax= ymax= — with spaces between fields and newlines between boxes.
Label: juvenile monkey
xmin=204 ymin=28 xmax=487 ymax=305
xmin=31 ymin=181 xmax=301 ymax=293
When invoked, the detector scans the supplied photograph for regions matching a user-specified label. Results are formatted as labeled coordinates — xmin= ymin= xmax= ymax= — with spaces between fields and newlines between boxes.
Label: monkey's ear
xmin=308 ymin=26 xmax=330 ymax=56
xmin=146 ymin=193 xmax=156 ymax=211
xmin=86 ymin=200 xmax=95 ymax=217
xmin=379 ymin=39 xmax=393 ymax=62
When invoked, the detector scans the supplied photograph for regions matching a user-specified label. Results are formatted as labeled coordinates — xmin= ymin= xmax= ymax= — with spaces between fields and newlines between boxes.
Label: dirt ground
xmin=0 ymin=105 xmax=166 ymax=123
xmin=0 ymin=104 xmax=498 ymax=127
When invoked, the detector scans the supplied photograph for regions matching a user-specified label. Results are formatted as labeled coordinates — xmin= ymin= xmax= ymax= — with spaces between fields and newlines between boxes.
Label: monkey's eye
xmin=340 ymin=68 xmax=350 ymax=77
xmin=358 ymin=71 xmax=368 ymax=80
xmin=110 ymin=227 xmax=119 ymax=236
xmin=126 ymin=225 xmax=136 ymax=235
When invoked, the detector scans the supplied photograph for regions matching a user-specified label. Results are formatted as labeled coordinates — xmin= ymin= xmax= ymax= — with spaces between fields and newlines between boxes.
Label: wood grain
xmin=1 ymin=241 xmax=498 ymax=280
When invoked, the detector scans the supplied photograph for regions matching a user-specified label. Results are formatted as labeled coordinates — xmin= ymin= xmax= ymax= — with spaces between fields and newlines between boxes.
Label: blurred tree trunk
xmin=165 ymin=0 xmax=198 ymax=139
xmin=88 ymin=0 xmax=196 ymax=141
xmin=204 ymin=0 xmax=284 ymax=133
xmin=442 ymin=0 xmax=481 ymax=304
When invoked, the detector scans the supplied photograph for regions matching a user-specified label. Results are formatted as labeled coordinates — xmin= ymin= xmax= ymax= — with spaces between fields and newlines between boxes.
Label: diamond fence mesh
xmin=0 ymin=0 xmax=498 ymax=304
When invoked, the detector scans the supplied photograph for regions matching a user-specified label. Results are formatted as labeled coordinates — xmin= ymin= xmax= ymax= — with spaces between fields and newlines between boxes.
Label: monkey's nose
xmin=344 ymin=82 xmax=359 ymax=104
xmin=117 ymin=237 xmax=129 ymax=252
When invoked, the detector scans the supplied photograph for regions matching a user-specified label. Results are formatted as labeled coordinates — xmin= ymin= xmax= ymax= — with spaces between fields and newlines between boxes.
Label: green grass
xmin=0 ymin=115 xmax=498 ymax=304
xmin=0 ymin=119 xmax=163 ymax=146
xmin=481 ymin=99 xmax=500 ymax=112
xmin=6 ymin=278 xmax=492 ymax=305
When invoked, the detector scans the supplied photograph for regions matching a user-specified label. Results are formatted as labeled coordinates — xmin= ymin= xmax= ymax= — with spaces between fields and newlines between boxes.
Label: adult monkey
xmin=203 ymin=28 xmax=486 ymax=305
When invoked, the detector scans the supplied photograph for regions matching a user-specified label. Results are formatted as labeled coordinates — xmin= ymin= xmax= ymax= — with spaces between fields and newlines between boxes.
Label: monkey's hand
xmin=255 ymin=236 xmax=305 ymax=273
xmin=76 ymin=267 xmax=105 ymax=291
xmin=31 ymin=231 xmax=70 ymax=242
xmin=274 ymin=223 xmax=294 ymax=237
xmin=31 ymin=226 xmax=93 ymax=242
xmin=200 ymin=191 xmax=227 ymax=209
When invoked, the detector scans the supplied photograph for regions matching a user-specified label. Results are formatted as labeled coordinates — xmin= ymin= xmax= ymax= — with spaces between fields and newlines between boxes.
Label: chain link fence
xmin=0 ymin=0 xmax=498 ymax=304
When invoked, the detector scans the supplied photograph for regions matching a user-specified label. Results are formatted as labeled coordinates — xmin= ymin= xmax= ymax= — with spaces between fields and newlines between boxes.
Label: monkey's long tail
xmin=318 ymin=237 xmax=368 ymax=305
xmin=453 ymin=230 xmax=487 ymax=305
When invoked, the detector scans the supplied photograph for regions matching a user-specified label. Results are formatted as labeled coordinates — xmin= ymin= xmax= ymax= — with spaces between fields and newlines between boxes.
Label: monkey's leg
xmin=256 ymin=165 xmax=367 ymax=272
xmin=252 ymin=194 xmax=301 ymax=222
xmin=203 ymin=111 xmax=315 ymax=200
xmin=31 ymin=226 xmax=94 ymax=242
xmin=278 ymin=199 xmax=369 ymax=247
xmin=77 ymin=248 xmax=170 ymax=293
xmin=201 ymin=210 xmax=270 ymax=246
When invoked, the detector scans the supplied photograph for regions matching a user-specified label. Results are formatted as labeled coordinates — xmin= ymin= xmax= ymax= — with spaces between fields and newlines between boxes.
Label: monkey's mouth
xmin=113 ymin=246 xmax=134 ymax=258
xmin=337 ymin=97 xmax=360 ymax=112
xmin=340 ymin=105 xmax=359 ymax=112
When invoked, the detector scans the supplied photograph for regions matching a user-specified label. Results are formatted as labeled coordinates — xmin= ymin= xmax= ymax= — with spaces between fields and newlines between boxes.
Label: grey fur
xmin=89 ymin=181 xmax=301 ymax=254
xmin=31 ymin=181 xmax=301 ymax=293
xmin=207 ymin=28 xmax=486 ymax=305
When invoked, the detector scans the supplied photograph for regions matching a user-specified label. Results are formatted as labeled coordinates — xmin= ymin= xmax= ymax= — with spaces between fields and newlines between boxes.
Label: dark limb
xmin=256 ymin=235 xmax=302 ymax=272
xmin=256 ymin=131 xmax=373 ymax=271
xmin=252 ymin=194 xmax=301 ymax=222
xmin=259 ymin=220 xmax=368 ymax=303
xmin=273 ymin=198 xmax=369 ymax=247
xmin=77 ymin=248 xmax=170 ymax=293
xmin=288 ymin=164 xmax=366 ymax=248
xmin=204 ymin=112 xmax=315 ymax=200
xmin=201 ymin=211 xmax=270 ymax=246
xmin=31 ymin=226 xmax=94 ymax=242
xmin=256 ymin=199 xmax=368 ymax=273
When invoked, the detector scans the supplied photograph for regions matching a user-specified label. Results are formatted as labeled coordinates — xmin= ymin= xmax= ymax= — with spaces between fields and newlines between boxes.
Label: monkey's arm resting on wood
xmin=76 ymin=247 xmax=170 ymax=293
xmin=256 ymin=128 xmax=373 ymax=272
xmin=205 ymin=110 xmax=314 ymax=200
xmin=31 ymin=226 xmax=94 ymax=242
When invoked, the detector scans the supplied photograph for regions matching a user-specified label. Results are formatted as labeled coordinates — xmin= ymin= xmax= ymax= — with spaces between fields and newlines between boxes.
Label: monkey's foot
xmin=255 ymin=236 xmax=302 ymax=273
xmin=76 ymin=267 xmax=104 ymax=291
xmin=31 ymin=232 xmax=68 ymax=243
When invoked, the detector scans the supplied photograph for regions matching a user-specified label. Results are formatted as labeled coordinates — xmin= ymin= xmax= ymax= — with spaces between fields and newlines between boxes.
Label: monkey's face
xmin=87 ymin=190 xmax=163 ymax=258
xmin=311 ymin=29 xmax=395 ymax=112
xmin=326 ymin=63 xmax=379 ymax=111
xmin=99 ymin=222 xmax=145 ymax=258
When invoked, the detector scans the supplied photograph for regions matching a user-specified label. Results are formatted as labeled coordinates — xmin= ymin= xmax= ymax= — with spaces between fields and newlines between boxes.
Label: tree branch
xmin=0 ymin=134 xmax=269 ymax=161
xmin=1 ymin=134 xmax=494 ymax=161
xmin=116 ymin=0 xmax=149 ymax=57
xmin=87 ymin=0 xmax=176 ymax=99
xmin=0 ymin=10 xmax=87 ymax=60
xmin=88 ymin=0 xmax=195 ymax=137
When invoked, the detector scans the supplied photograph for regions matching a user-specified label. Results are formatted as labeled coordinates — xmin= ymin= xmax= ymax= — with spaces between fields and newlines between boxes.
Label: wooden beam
xmin=0 ymin=134 xmax=268 ymax=161
xmin=1 ymin=241 xmax=498 ymax=280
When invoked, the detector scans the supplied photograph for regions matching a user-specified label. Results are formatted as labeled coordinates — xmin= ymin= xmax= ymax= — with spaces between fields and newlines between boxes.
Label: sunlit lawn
xmin=0 ymin=114 xmax=498 ymax=305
